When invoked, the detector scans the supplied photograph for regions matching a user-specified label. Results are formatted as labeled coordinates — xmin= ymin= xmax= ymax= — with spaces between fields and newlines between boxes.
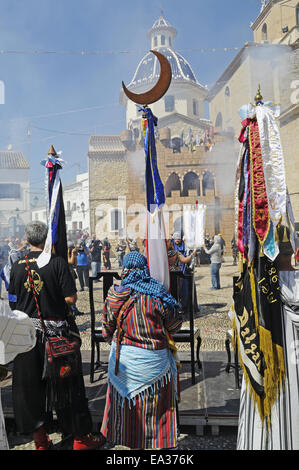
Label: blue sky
xmin=0 ymin=0 xmax=261 ymax=198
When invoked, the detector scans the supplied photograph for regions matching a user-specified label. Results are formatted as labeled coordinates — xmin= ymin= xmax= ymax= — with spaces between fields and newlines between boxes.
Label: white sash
xmin=256 ymin=105 xmax=287 ymax=228
xmin=37 ymin=169 xmax=61 ymax=268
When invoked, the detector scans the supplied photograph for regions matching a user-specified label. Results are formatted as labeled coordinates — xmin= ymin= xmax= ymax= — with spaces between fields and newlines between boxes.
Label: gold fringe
xmin=232 ymin=315 xmax=264 ymax=422
xmin=234 ymin=266 xmax=285 ymax=430
xmin=259 ymin=326 xmax=285 ymax=426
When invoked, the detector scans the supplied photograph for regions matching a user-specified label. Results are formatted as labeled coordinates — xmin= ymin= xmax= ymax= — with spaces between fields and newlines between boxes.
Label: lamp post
xmin=80 ymin=202 xmax=85 ymax=217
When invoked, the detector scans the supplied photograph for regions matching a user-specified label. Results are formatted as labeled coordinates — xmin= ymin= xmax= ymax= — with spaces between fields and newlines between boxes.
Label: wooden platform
xmin=1 ymin=350 xmax=240 ymax=436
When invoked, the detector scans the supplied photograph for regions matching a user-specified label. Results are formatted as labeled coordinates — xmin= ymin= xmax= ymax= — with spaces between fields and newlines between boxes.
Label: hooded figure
xmin=100 ymin=252 xmax=182 ymax=449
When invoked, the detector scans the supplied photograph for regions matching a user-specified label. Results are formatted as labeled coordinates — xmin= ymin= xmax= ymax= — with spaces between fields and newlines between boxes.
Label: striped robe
xmin=100 ymin=285 xmax=182 ymax=449
xmin=237 ymin=270 xmax=299 ymax=450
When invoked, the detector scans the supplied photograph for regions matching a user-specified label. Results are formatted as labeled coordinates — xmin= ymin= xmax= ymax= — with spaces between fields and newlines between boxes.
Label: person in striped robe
xmin=237 ymin=235 xmax=299 ymax=450
xmin=100 ymin=251 xmax=182 ymax=449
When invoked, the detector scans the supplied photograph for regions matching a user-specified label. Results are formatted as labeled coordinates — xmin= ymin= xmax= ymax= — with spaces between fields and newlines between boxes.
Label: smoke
xmin=208 ymin=139 xmax=239 ymax=196
xmin=127 ymin=148 xmax=145 ymax=177
xmin=240 ymin=43 xmax=298 ymax=110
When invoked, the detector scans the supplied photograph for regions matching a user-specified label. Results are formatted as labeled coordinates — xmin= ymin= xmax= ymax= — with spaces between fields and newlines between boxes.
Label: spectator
xmin=89 ymin=238 xmax=103 ymax=279
xmin=218 ymin=233 xmax=226 ymax=258
xmin=103 ymin=238 xmax=111 ymax=270
xmin=116 ymin=239 xmax=126 ymax=268
xmin=204 ymin=235 xmax=222 ymax=289
xmin=127 ymin=238 xmax=139 ymax=253
xmin=67 ymin=242 xmax=83 ymax=316
xmin=0 ymin=240 xmax=29 ymax=296
xmin=171 ymin=233 xmax=199 ymax=314
xmin=8 ymin=221 xmax=105 ymax=450
xmin=76 ymin=241 xmax=90 ymax=291
xmin=231 ymin=236 xmax=238 ymax=266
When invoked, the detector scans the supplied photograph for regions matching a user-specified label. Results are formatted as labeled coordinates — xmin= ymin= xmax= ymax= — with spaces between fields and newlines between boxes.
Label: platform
xmin=0 ymin=349 xmax=240 ymax=436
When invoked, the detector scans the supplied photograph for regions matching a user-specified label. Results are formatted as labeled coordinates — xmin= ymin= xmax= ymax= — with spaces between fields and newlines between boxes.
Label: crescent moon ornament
xmin=122 ymin=50 xmax=172 ymax=106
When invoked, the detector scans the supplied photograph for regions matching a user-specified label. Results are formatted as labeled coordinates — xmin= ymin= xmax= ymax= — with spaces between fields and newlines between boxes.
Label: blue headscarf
xmin=121 ymin=251 xmax=179 ymax=311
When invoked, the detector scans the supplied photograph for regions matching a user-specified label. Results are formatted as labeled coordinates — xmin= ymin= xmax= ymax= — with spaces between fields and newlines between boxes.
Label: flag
xmin=141 ymin=107 xmax=169 ymax=289
xmin=232 ymin=101 xmax=292 ymax=428
xmin=183 ymin=204 xmax=206 ymax=249
xmin=180 ymin=128 xmax=184 ymax=146
xmin=37 ymin=145 xmax=67 ymax=268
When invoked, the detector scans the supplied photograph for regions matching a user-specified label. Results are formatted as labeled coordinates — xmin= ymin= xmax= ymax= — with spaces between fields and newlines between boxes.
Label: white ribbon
xmin=256 ymin=105 xmax=287 ymax=228
xmin=37 ymin=169 xmax=61 ymax=268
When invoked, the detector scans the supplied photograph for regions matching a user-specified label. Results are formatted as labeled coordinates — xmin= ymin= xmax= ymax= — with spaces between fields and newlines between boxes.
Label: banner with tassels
xmin=232 ymin=91 xmax=294 ymax=429
xmin=37 ymin=146 xmax=67 ymax=269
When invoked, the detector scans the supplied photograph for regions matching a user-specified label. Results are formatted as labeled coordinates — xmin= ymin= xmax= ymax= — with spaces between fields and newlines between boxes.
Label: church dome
xmin=128 ymin=47 xmax=198 ymax=87
xmin=127 ymin=15 xmax=201 ymax=89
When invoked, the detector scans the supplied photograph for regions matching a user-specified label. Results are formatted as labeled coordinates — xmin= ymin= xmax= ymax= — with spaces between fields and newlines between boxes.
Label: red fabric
xmin=249 ymin=119 xmax=270 ymax=245
xmin=73 ymin=434 xmax=105 ymax=450
xmin=33 ymin=426 xmax=51 ymax=450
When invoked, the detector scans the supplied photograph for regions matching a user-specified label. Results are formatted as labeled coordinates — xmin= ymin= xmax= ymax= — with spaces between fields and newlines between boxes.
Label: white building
xmin=0 ymin=151 xmax=30 ymax=240
xmin=31 ymin=205 xmax=47 ymax=224
xmin=31 ymin=173 xmax=90 ymax=240
xmin=64 ymin=172 xmax=90 ymax=238
xmin=119 ymin=15 xmax=211 ymax=142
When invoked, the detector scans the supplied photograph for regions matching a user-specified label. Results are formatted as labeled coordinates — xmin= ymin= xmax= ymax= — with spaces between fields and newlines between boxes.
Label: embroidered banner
xmin=248 ymin=119 xmax=270 ymax=246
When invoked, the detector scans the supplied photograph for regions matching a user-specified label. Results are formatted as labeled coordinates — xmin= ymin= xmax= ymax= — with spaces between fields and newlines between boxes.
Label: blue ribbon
xmin=141 ymin=107 xmax=165 ymax=213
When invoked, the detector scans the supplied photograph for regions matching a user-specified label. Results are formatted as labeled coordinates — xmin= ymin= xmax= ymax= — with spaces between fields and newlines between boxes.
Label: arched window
xmin=262 ymin=23 xmax=268 ymax=41
xmin=165 ymin=172 xmax=181 ymax=197
xmin=225 ymin=86 xmax=230 ymax=97
xmin=297 ymin=4 xmax=299 ymax=25
xmin=161 ymin=35 xmax=165 ymax=45
xmin=182 ymin=172 xmax=200 ymax=197
xmin=165 ymin=95 xmax=175 ymax=112
xmin=154 ymin=36 xmax=158 ymax=47
xmin=110 ymin=208 xmax=124 ymax=232
xmin=193 ymin=99 xmax=199 ymax=116
xmin=215 ymin=112 xmax=223 ymax=129
xmin=202 ymin=171 xmax=215 ymax=196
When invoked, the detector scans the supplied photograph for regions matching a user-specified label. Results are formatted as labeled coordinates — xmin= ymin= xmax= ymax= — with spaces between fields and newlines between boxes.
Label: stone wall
xmin=88 ymin=131 xmax=237 ymax=255
xmin=253 ymin=1 xmax=299 ymax=44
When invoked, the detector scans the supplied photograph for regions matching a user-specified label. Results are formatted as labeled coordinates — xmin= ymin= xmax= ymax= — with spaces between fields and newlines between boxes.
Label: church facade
xmin=207 ymin=0 xmax=299 ymax=223
xmin=87 ymin=15 xmax=238 ymax=254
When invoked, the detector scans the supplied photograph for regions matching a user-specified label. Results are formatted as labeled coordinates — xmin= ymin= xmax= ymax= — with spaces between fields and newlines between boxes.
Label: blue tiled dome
xmin=128 ymin=47 xmax=198 ymax=87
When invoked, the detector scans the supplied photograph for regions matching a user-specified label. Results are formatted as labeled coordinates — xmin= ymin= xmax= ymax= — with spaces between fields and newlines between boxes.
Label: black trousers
xmin=12 ymin=331 xmax=93 ymax=437
xmin=76 ymin=265 xmax=89 ymax=289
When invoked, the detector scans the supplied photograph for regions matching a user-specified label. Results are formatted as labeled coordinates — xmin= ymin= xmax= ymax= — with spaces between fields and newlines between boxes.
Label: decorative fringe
xmin=232 ymin=316 xmax=265 ymax=423
xmin=259 ymin=326 xmax=285 ymax=427
xmin=232 ymin=269 xmax=285 ymax=431
xmin=45 ymin=376 xmax=74 ymax=412
xmin=108 ymin=368 xmax=175 ymax=410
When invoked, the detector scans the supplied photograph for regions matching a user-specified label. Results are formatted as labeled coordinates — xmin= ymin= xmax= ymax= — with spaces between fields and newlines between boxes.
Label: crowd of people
xmin=0 ymin=232 xmax=232 ymax=303
xmin=2 ymin=219 xmax=299 ymax=451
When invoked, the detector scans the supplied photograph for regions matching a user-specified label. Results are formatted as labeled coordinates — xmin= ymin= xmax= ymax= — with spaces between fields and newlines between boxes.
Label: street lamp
xmin=77 ymin=201 xmax=86 ymax=218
